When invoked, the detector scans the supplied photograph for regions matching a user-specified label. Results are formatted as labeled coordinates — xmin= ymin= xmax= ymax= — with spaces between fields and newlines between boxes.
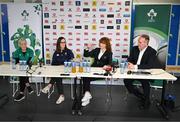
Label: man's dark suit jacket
xmin=128 ymin=46 xmax=160 ymax=69
xmin=84 ymin=48 xmax=112 ymax=67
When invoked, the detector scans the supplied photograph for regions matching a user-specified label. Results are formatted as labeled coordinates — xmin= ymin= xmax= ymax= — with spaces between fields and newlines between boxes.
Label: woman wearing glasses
xmin=42 ymin=37 xmax=74 ymax=104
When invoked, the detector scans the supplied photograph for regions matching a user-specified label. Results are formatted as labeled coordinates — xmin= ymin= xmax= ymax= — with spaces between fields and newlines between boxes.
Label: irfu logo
xmin=21 ymin=10 xmax=29 ymax=21
xmin=147 ymin=9 xmax=157 ymax=22
xmin=33 ymin=4 xmax=42 ymax=15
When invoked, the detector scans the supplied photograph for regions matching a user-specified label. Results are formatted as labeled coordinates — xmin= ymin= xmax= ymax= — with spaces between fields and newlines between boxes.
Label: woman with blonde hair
xmin=13 ymin=38 xmax=34 ymax=101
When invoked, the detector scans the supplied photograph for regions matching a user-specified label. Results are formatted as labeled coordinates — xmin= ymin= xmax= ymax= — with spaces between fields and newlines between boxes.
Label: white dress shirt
xmin=98 ymin=49 xmax=106 ymax=60
xmin=135 ymin=47 xmax=147 ymax=70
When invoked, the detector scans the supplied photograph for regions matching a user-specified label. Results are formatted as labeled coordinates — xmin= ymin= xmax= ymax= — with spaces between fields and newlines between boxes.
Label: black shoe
xmin=136 ymin=94 xmax=145 ymax=102
xmin=27 ymin=86 xmax=34 ymax=94
xmin=71 ymin=110 xmax=76 ymax=115
xmin=14 ymin=94 xmax=25 ymax=102
xmin=77 ymin=110 xmax=83 ymax=116
xmin=133 ymin=88 xmax=145 ymax=101
xmin=139 ymin=100 xmax=151 ymax=110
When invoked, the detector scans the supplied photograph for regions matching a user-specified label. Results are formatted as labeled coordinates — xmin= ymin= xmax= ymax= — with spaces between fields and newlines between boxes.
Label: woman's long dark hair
xmin=56 ymin=37 xmax=67 ymax=52
xmin=99 ymin=37 xmax=112 ymax=52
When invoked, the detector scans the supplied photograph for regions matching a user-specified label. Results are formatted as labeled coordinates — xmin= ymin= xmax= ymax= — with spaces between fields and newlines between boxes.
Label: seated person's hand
xmin=85 ymin=43 xmax=93 ymax=50
xmin=128 ymin=62 xmax=135 ymax=69
xmin=103 ymin=65 xmax=108 ymax=70
xmin=103 ymin=65 xmax=112 ymax=71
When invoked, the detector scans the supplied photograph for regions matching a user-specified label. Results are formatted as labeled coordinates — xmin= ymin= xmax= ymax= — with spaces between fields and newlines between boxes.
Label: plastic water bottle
xmin=64 ymin=61 xmax=68 ymax=73
xmin=71 ymin=61 xmax=76 ymax=73
xmin=19 ymin=60 xmax=23 ymax=70
xmin=67 ymin=61 xmax=72 ymax=73
xmin=79 ymin=61 xmax=83 ymax=73
xmin=120 ymin=61 xmax=125 ymax=74
xmin=23 ymin=60 xmax=27 ymax=70
xmin=124 ymin=60 xmax=128 ymax=69
xmin=86 ymin=60 xmax=91 ymax=73
xmin=82 ymin=61 xmax=86 ymax=73
xmin=12 ymin=59 xmax=16 ymax=69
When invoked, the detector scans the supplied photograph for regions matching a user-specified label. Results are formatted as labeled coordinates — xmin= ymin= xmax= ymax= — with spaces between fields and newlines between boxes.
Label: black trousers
xmin=82 ymin=77 xmax=102 ymax=93
xmin=124 ymin=79 xmax=150 ymax=102
xmin=19 ymin=77 xmax=29 ymax=92
xmin=49 ymin=78 xmax=63 ymax=95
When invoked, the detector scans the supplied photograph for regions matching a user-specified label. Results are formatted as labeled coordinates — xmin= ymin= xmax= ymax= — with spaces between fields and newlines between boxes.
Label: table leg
xmin=33 ymin=77 xmax=41 ymax=97
xmin=155 ymin=80 xmax=170 ymax=120
xmin=77 ymin=78 xmax=82 ymax=115
xmin=72 ymin=77 xmax=83 ymax=116
xmin=70 ymin=78 xmax=74 ymax=100
xmin=72 ymin=77 xmax=77 ymax=115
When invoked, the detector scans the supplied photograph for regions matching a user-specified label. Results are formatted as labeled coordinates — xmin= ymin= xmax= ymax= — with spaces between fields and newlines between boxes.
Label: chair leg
xmin=39 ymin=82 xmax=42 ymax=92
xmin=35 ymin=82 xmax=41 ymax=96
xmin=150 ymin=87 xmax=155 ymax=103
xmin=70 ymin=78 xmax=74 ymax=100
xmin=32 ymin=77 xmax=43 ymax=97
xmin=124 ymin=89 xmax=129 ymax=101
xmin=105 ymin=78 xmax=111 ymax=103
xmin=12 ymin=82 xmax=19 ymax=97
xmin=48 ymin=83 xmax=55 ymax=99
xmin=10 ymin=77 xmax=19 ymax=97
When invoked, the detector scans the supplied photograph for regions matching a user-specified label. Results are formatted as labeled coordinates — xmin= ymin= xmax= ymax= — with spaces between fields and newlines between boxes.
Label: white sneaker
xmin=82 ymin=99 xmax=90 ymax=106
xmin=81 ymin=91 xmax=92 ymax=102
xmin=56 ymin=95 xmax=65 ymax=104
xmin=41 ymin=86 xmax=50 ymax=94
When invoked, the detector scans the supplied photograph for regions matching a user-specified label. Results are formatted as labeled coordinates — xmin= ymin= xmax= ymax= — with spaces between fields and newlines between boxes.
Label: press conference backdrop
xmin=133 ymin=5 xmax=171 ymax=67
xmin=8 ymin=3 xmax=43 ymax=62
xmin=7 ymin=3 xmax=43 ymax=83
xmin=42 ymin=0 xmax=132 ymax=64
xmin=0 ymin=2 xmax=180 ymax=84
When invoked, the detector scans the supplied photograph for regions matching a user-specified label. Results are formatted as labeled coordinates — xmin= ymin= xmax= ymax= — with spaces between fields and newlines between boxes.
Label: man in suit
xmin=124 ymin=34 xmax=159 ymax=109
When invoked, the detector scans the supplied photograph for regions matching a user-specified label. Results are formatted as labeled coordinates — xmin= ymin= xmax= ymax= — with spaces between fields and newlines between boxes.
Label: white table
xmin=0 ymin=64 xmax=177 ymax=118
xmin=113 ymin=68 xmax=177 ymax=80
xmin=0 ymin=64 xmax=77 ymax=96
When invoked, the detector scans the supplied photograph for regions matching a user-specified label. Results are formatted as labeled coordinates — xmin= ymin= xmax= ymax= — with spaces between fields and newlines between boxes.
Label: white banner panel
xmin=8 ymin=3 xmax=43 ymax=63
xmin=42 ymin=0 xmax=132 ymax=64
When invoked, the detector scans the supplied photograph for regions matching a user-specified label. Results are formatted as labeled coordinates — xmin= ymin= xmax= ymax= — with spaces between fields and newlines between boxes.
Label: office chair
xmin=124 ymin=80 xmax=163 ymax=102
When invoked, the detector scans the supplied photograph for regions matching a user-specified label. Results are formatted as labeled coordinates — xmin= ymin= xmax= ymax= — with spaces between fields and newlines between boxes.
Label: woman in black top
xmin=42 ymin=37 xmax=74 ymax=104
xmin=82 ymin=37 xmax=112 ymax=106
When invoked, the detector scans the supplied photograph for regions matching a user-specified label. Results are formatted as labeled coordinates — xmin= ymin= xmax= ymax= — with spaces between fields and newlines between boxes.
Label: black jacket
xmin=128 ymin=46 xmax=160 ymax=69
xmin=84 ymin=48 xmax=112 ymax=67
xmin=51 ymin=49 xmax=74 ymax=65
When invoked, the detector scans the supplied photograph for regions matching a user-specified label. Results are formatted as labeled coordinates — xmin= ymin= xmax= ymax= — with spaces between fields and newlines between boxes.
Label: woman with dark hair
xmin=42 ymin=37 xmax=74 ymax=104
xmin=82 ymin=37 xmax=112 ymax=106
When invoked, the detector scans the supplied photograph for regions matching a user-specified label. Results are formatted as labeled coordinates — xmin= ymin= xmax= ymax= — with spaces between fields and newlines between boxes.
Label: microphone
xmin=103 ymin=65 xmax=112 ymax=76
xmin=28 ymin=61 xmax=32 ymax=70
xmin=27 ymin=57 xmax=34 ymax=70
xmin=38 ymin=58 xmax=44 ymax=67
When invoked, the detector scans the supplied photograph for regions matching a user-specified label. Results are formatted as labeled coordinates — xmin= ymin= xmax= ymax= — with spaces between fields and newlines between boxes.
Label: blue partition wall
xmin=167 ymin=5 xmax=180 ymax=66
xmin=130 ymin=5 xmax=135 ymax=49
xmin=0 ymin=4 xmax=2 ymax=62
xmin=0 ymin=25 xmax=2 ymax=62
xmin=1 ymin=4 xmax=10 ymax=62
xmin=0 ymin=36 xmax=2 ymax=62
